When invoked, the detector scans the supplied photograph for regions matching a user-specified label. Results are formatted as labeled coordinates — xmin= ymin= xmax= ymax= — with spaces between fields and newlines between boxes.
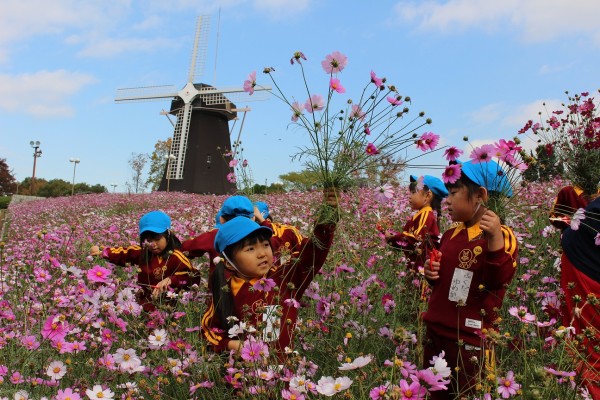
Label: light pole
xmin=29 ymin=141 xmax=42 ymax=195
xmin=69 ymin=158 xmax=80 ymax=196
xmin=166 ymin=154 xmax=176 ymax=192
xmin=110 ymin=183 xmax=117 ymax=193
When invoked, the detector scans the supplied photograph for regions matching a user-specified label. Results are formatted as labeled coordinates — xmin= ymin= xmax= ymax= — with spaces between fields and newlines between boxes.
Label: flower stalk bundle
xmin=244 ymin=51 xmax=439 ymax=190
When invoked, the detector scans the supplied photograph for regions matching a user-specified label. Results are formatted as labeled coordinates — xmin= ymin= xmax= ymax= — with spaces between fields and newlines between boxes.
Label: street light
xmin=29 ymin=140 xmax=42 ymax=195
xmin=110 ymin=183 xmax=117 ymax=193
xmin=166 ymin=154 xmax=177 ymax=192
xmin=69 ymin=158 xmax=80 ymax=196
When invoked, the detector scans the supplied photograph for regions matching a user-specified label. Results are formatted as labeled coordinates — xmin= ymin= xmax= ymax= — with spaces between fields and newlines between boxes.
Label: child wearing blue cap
xmin=201 ymin=190 xmax=338 ymax=358
xmin=422 ymin=160 xmax=518 ymax=399
xmin=385 ymin=175 xmax=448 ymax=271
xmin=254 ymin=201 xmax=304 ymax=261
xmin=91 ymin=210 xmax=195 ymax=312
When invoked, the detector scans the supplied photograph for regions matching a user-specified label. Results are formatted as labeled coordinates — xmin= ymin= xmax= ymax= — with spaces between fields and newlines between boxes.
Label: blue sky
xmin=1 ymin=0 xmax=599 ymax=192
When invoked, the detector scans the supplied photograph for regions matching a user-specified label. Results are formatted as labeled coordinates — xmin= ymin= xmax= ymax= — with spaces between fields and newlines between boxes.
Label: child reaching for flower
xmin=423 ymin=160 xmax=518 ymax=399
xmin=201 ymin=189 xmax=338 ymax=359
xmin=90 ymin=210 xmax=195 ymax=312
xmin=386 ymin=175 xmax=448 ymax=271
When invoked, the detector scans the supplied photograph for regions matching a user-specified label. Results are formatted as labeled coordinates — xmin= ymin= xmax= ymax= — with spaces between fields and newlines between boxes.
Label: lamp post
xmin=29 ymin=141 xmax=42 ymax=195
xmin=110 ymin=183 xmax=117 ymax=193
xmin=166 ymin=154 xmax=176 ymax=192
xmin=69 ymin=158 xmax=80 ymax=196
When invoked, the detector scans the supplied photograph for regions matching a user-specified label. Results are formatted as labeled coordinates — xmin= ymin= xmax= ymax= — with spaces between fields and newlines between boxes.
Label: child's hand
xmin=480 ymin=209 xmax=503 ymax=252
xmin=254 ymin=206 xmax=265 ymax=223
xmin=324 ymin=188 xmax=339 ymax=207
xmin=152 ymin=277 xmax=172 ymax=298
xmin=90 ymin=245 xmax=101 ymax=256
xmin=424 ymin=253 xmax=441 ymax=281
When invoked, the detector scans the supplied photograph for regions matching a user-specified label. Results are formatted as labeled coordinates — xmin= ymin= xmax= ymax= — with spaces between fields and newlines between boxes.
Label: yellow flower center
xmin=53 ymin=366 xmax=61 ymax=373
xmin=123 ymin=354 xmax=130 ymax=361
xmin=405 ymin=389 xmax=413 ymax=397
xmin=503 ymin=380 xmax=512 ymax=387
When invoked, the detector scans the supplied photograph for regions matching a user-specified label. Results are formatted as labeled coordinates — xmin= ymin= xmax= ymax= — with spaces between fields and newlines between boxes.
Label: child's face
xmin=143 ymin=234 xmax=168 ymax=254
xmin=231 ymin=239 xmax=274 ymax=278
xmin=445 ymin=185 xmax=478 ymax=224
xmin=408 ymin=188 xmax=430 ymax=210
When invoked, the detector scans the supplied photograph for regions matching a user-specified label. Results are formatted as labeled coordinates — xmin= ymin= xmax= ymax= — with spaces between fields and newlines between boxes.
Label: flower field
xmin=0 ymin=179 xmax=594 ymax=399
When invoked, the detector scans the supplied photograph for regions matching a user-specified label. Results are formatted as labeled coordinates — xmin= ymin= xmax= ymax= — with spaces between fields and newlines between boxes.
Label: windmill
xmin=115 ymin=15 xmax=270 ymax=194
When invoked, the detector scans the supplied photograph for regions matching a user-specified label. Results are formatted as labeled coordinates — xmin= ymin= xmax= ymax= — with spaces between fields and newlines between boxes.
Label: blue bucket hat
xmin=214 ymin=216 xmax=273 ymax=254
xmin=254 ymin=201 xmax=270 ymax=219
xmin=220 ymin=195 xmax=254 ymax=219
xmin=459 ymin=160 xmax=513 ymax=197
xmin=214 ymin=209 xmax=223 ymax=228
xmin=139 ymin=210 xmax=171 ymax=235
xmin=410 ymin=175 xmax=449 ymax=198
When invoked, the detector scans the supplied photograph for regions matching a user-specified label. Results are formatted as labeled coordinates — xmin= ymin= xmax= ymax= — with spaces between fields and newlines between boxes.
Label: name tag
xmin=448 ymin=268 xmax=473 ymax=303
xmin=262 ymin=305 xmax=281 ymax=342
xmin=465 ymin=318 xmax=482 ymax=329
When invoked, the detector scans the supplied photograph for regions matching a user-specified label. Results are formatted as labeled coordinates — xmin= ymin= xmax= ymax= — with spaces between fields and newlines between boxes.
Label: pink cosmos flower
xmin=470 ymin=144 xmax=496 ymax=163
xmin=291 ymin=101 xmax=304 ymax=122
xmin=41 ymin=314 xmax=69 ymax=341
xmin=374 ymin=184 xmax=394 ymax=203
xmin=329 ymin=78 xmax=346 ymax=94
xmin=282 ymin=388 xmax=306 ymax=400
xmin=370 ymin=385 xmax=389 ymax=399
xmin=243 ymin=71 xmax=257 ymax=95
xmin=370 ymin=70 xmax=383 ymax=87
xmin=252 ymin=277 xmax=276 ymax=292
xmin=364 ymin=124 xmax=371 ymax=135
xmin=442 ymin=164 xmax=461 ymax=184
xmin=387 ymin=96 xmax=403 ymax=106
xmin=290 ymin=51 xmax=307 ymax=65
xmin=366 ymin=143 xmax=380 ymax=155
xmin=321 ymin=51 xmax=348 ymax=74
xmin=56 ymin=388 xmax=82 ymax=400
xmin=87 ymin=265 xmax=111 ymax=283
xmin=350 ymin=104 xmax=366 ymax=120
xmin=415 ymin=176 xmax=425 ymax=191
xmin=21 ymin=335 xmax=40 ymax=350
xmin=595 ymin=232 xmax=600 ymax=246
xmin=240 ymin=339 xmax=269 ymax=362
xmin=304 ymin=94 xmax=325 ymax=113
xmin=497 ymin=371 xmax=520 ymax=398
xmin=416 ymin=132 xmax=439 ymax=151
xmin=242 ymin=159 xmax=248 ymax=167
xmin=226 ymin=172 xmax=237 ymax=183
xmin=443 ymin=146 xmax=463 ymax=161
xmin=570 ymin=208 xmax=585 ymax=230
xmin=229 ymin=159 xmax=238 ymax=168
xmin=508 ymin=305 xmax=536 ymax=323
xmin=398 ymin=379 xmax=426 ymax=399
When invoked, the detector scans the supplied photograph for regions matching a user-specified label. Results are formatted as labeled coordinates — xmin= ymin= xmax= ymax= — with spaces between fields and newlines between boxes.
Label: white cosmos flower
xmin=338 ymin=354 xmax=373 ymax=370
xmin=86 ymin=385 xmax=115 ymax=400
xmin=148 ymin=329 xmax=168 ymax=348
xmin=46 ymin=360 xmax=67 ymax=380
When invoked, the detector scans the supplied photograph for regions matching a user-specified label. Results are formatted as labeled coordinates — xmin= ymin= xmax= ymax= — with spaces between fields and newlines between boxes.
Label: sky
xmin=1 ymin=0 xmax=599 ymax=192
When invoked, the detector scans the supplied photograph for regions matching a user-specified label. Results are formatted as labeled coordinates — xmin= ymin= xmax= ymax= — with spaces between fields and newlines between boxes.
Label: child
xmin=254 ymin=200 xmax=304 ymax=260
xmin=90 ymin=210 xmax=195 ymax=312
xmin=201 ymin=190 xmax=338 ymax=358
xmin=386 ymin=175 xmax=448 ymax=271
xmin=423 ymin=160 xmax=518 ymax=399
xmin=560 ymin=195 xmax=600 ymax=398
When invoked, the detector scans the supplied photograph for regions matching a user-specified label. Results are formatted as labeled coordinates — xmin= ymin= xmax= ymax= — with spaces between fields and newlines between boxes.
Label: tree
xmin=18 ymin=177 xmax=48 ymax=196
xmin=0 ymin=158 xmax=17 ymax=195
xmin=279 ymin=170 xmax=321 ymax=191
xmin=522 ymin=145 xmax=564 ymax=182
xmin=146 ymin=138 xmax=172 ymax=191
xmin=126 ymin=153 xmax=148 ymax=194
xmin=37 ymin=179 xmax=72 ymax=197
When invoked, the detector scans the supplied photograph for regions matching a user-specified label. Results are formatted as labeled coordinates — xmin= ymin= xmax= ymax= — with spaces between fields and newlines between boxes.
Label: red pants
xmin=561 ymin=253 xmax=600 ymax=399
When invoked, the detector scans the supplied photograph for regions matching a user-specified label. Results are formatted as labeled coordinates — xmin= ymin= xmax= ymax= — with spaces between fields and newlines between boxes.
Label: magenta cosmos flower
xmin=87 ymin=265 xmax=112 ymax=283
xmin=416 ymin=132 xmax=439 ymax=151
xmin=508 ymin=306 xmax=536 ymax=324
xmin=497 ymin=371 xmax=521 ymax=398
xmin=304 ymin=94 xmax=325 ymax=113
xmin=443 ymin=146 xmax=463 ymax=161
xmin=243 ymin=71 xmax=257 ymax=95
xmin=387 ymin=96 xmax=403 ymax=106
xmin=398 ymin=379 xmax=426 ymax=400
xmin=366 ymin=143 xmax=380 ymax=155
xmin=442 ymin=164 xmax=461 ymax=184
xmin=374 ymin=184 xmax=394 ymax=203
xmin=470 ymin=144 xmax=496 ymax=163
xmin=370 ymin=70 xmax=383 ymax=87
xmin=241 ymin=339 xmax=269 ymax=362
xmin=321 ymin=51 xmax=348 ymax=74
xmin=252 ymin=277 xmax=276 ymax=292
xmin=329 ymin=77 xmax=346 ymax=94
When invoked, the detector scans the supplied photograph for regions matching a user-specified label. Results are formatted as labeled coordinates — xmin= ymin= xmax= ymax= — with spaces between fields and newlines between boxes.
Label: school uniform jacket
xmin=550 ymin=186 xmax=590 ymax=230
xmin=423 ymin=222 xmax=518 ymax=347
xmin=201 ymin=223 xmax=335 ymax=354
xmin=387 ymin=206 xmax=440 ymax=268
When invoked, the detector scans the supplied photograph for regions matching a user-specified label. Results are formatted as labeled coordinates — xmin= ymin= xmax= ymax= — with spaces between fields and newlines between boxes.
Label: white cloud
xmin=253 ymin=0 xmax=311 ymax=20
xmin=466 ymin=102 xmax=504 ymax=125
xmin=77 ymin=37 xmax=174 ymax=58
xmin=502 ymin=99 xmax=563 ymax=127
xmin=0 ymin=70 xmax=96 ymax=117
xmin=394 ymin=0 xmax=600 ymax=45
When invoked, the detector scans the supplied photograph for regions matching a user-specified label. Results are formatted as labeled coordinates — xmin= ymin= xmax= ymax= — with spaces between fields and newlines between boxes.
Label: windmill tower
xmin=115 ymin=15 xmax=269 ymax=194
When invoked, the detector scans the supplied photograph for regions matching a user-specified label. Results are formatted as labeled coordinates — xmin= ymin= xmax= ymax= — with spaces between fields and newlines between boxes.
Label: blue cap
xmin=220 ymin=195 xmax=254 ymax=219
xmin=254 ymin=201 xmax=270 ymax=219
xmin=139 ymin=210 xmax=171 ymax=235
xmin=410 ymin=175 xmax=449 ymax=198
xmin=459 ymin=160 xmax=513 ymax=197
xmin=214 ymin=210 xmax=223 ymax=228
xmin=214 ymin=216 xmax=272 ymax=254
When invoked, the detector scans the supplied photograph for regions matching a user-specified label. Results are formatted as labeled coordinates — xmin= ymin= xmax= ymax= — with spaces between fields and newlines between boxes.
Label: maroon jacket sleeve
xmin=480 ymin=225 xmax=518 ymax=290
xmin=180 ymin=230 xmax=219 ymax=260
xmin=165 ymin=250 xmax=195 ymax=287
xmin=102 ymin=245 xmax=142 ymax=266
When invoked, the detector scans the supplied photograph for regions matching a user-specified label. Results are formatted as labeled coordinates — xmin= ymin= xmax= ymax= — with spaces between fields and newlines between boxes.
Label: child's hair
xmin=211 ymin=229 xmax=273 ymax=332
xmin=139 ymin=230 xmax=181 ymax=264
xmin=409 ymin=181 xmax=443 ymax=222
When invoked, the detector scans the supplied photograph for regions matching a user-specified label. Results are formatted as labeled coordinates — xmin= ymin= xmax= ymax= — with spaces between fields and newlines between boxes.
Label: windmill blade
xmin=188 ymin=15 xmax=210 ymax=84
xmin=198 ymin=85 xmax=272 ymax=106
xmin=169 ymin=103 xmax=193 ymax=180
xmin=115 ymin=85 xmax=179 ymax=103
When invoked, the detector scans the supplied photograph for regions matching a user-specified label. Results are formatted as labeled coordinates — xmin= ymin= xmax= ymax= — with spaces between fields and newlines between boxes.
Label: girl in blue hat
xmin=422 ymin=160 xmax=518 ymax=399
xmin=386 ymin=175 xmax=448 ymax=271
xmin=91 ymin=210 xmax=196 ymax=312
xmin=201 ymin=190 xmax=338 ymax=358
